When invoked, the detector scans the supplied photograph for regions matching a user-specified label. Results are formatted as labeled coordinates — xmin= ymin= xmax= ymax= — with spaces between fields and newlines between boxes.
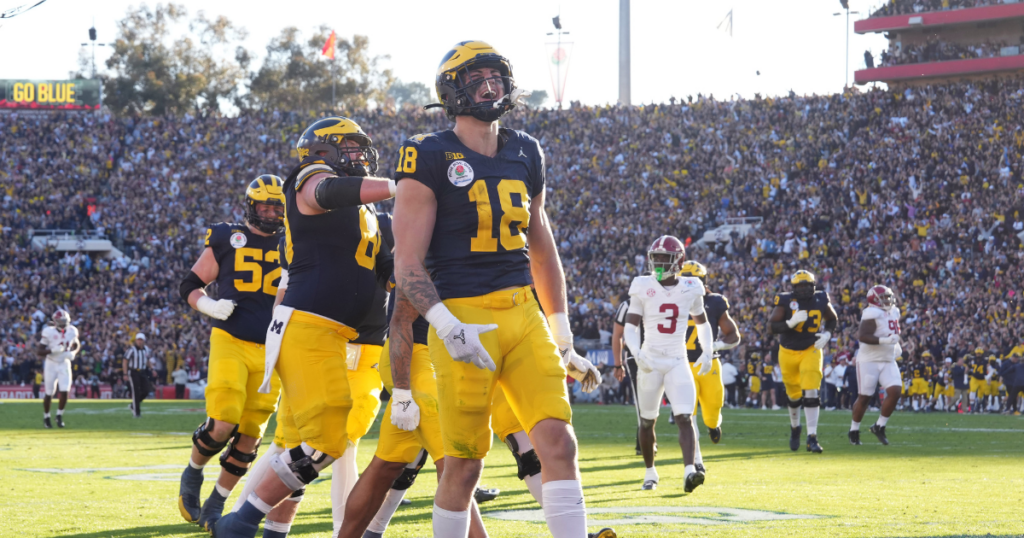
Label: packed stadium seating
xmin=869 ymin=0 xmax=1002 ymax=19
xmin=2 ymin=76 xmax=1023 ymax=393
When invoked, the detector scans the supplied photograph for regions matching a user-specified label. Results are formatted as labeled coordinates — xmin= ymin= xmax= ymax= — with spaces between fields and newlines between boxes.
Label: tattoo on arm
xmin=388 ymin=289 xmax=417 ymax=391
xmin=395 ymin=264 xmax=441 ymax=317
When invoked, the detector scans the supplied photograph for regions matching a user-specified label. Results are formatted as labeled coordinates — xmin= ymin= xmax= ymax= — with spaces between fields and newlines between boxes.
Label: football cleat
xmin=806 ymin=434 xmax=823 ymax=453
xmin=474 ymin=486 xmax=500 ymax=504
xmin=641 ymin=479 xmax=658 ymax=491
xmin=363 ymin=532 xmax=384 ymax=538
xmin=709 ymin=427 xmax=722 ymax=444
xmin=789 ymin=425 xmax=802 ymax=452
xmin=198 ymin=488 xmax=228 ymax=531
xmin=588 ymin=528 xmax=618 ymax=538
xmin=848 ymin=430 xmax=861 ymax=445
xmin=684 ymin=471 xmax=705 ymax=493
xmin=56 ymin=415 xmax=65 ymax=428
xmin=400 ymin=498 xmax=412 ymax=506
xmin=178 ymin=465 xmax=204 ymax=523
xmin=213 ymin=511 xmax=260 ymax=538
xmin=870 ymin=424 xmax=889 ymax=445
xmin=694 ymin=463 xmax=707 ymax=474
xmin=44 ymin=417 xmax=52 ymax=429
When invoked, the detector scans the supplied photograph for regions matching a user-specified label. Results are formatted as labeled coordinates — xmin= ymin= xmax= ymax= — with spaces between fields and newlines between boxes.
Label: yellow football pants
xmin=205 ymin=327 xmax=281 ymax=439
xmin=778 ymin=345 xmax=823 ymax=401
xmin=690 ymin=358 xmax=724 ymax=429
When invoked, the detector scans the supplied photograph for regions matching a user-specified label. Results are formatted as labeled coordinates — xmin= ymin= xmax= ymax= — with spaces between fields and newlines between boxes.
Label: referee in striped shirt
xmin=123 ymin=333 xmax=152 ymax=418
xmin=612 ymin=293 xmax=645 ymax=455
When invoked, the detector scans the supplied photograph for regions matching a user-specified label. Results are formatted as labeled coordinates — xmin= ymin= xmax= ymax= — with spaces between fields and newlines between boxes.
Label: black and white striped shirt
xmin=124 ymin=345 xmax=151 ymax=371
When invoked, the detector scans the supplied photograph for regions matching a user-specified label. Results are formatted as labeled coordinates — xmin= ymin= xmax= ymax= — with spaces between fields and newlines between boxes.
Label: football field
xmin=1 ymin=399 xmax=1021 ymax=538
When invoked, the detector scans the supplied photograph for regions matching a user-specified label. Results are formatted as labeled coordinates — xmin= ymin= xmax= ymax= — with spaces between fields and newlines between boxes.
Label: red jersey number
xmin=888 ymin=319 xmax=900 ymax=334
xmin=658 ymin=303 xmax=679 ymax=334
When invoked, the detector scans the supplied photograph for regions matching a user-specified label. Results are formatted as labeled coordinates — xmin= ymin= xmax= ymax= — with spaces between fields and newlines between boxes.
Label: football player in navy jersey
xmin=176 ymin=175 xmax=286 ymax=531
xmin=391 ymin=41 xmax=608 ymax=538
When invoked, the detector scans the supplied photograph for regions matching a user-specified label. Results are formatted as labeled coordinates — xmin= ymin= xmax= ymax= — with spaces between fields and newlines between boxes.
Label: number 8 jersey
xmin=627 ymin=275 xmax=706 ymax=358
xmin=393 ymin=129 xmax=543 ymax=299
xmin=204 ymin=223 xmax=282 ymax=344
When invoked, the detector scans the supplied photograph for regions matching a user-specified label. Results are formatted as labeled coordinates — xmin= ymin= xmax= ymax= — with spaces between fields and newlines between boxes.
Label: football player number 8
xmin=234 ymin=248 xmax=281 ymax=296
xmin=469 ymin=179 xmax=530 ymax=252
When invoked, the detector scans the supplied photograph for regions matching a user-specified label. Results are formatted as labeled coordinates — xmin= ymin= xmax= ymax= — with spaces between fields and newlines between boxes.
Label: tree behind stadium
xmin=103 ymin=3 xmax=248 ymax=115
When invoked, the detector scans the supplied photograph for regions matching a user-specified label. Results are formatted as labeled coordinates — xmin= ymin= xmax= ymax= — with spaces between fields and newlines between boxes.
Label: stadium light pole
xmin=80 ymin=23 xmax=108 ymax=79
xmin=546 ymin=15 xmax=570 ymax=109
xmin=834 ymin=4 xmax=860 ymax=88
xmin=619 ymin=0 xmax=630 ymax=105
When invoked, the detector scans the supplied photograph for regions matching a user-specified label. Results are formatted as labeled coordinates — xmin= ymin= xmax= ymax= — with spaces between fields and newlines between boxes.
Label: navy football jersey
xmin=393 ymin=129 xmax=543 ymax=299
xmin=774 ymin=290 xmax=832 ymax=351
xmin=204 ymin=223 xmax=281 ymax=344
xmin=281 ymin=157 xmax=392 ymax=328
xmin=685 ymin=293 xmax=730 ymax=363
xmin=352 ymin=213 xmax=393 ymax=346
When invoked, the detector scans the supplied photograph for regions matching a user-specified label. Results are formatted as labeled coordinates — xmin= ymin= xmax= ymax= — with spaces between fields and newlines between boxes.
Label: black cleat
xmin=848 ymin=430 xmax=861 ymax=445
xmin=694 ymin=463 xmax=707 ymax=474
xmin=588 ymin=528 xmax=618 ymax=538
xmin=474 ymin=486 xmax=500 ymax=504
xmin=684 ymin=470 xmax=705 ymax=493
xmin=806 ymin=434 xmax=823 ymax=453
xmin=789 ymin=425 xmax=802 ymax=451
xmin=177 ymin=465 xmax=204 ymax=523
xmin=641 ymin=479 xmax=657 ymax=491
xmin=44 ymin=417 xmax=52 ymax=429
xmin=198 ymin=488 xmax=228 ymax=532
xmin=56 ymin=415 xmax=64 ymax=428
xmin=709 ymin=427 xmax=722 ymax=444
xmin=870 ymin=424 xmax=889 ymax=445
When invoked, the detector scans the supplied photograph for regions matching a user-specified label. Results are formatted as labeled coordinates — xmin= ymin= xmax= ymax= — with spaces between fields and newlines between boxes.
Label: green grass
xmin=1 ymin=399 xmax=1022 ymax=537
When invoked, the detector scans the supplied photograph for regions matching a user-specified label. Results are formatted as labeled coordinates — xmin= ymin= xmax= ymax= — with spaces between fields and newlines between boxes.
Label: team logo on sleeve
xmin=448 ymin=160 xmax=475 ymax=187
xmin=230 ymin=233 xmax=247 ymax=249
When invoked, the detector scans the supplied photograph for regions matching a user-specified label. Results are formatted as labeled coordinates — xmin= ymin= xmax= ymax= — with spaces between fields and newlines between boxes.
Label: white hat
xmin=135 ymin=333 xmax=147 ymax=341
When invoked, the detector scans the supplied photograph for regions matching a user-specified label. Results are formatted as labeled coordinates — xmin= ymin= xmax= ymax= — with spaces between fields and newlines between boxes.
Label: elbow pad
xmin=179 ymin=271 xmax=207 ymax=302
xmin=624 ymin=323 xmax=641 ymax=358
xmin=314 ymin=175 xmax=364 ymax=209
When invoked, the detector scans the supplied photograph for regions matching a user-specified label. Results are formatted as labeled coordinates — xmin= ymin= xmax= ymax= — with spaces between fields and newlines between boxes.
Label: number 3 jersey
xmin=856 ymin=305 xmax=901 ymax=363
xmin=774 ymin=290 xmax=832 ymax=351
xmin=205 ymin=223 xmax=282 ymax=344
xmin=393 ymin=129 xmax=544 ymax=300
xmin=627 ymin=275 xmax=706 ymax=358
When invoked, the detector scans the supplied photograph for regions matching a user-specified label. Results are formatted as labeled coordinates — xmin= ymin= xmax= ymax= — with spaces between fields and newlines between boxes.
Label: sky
xmin=0 ymin=0 xmax=889 ymax=106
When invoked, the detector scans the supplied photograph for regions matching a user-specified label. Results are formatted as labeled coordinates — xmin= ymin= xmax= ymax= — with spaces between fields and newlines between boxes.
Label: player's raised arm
xmin=295 ymin=169 xmax=394 ymax=213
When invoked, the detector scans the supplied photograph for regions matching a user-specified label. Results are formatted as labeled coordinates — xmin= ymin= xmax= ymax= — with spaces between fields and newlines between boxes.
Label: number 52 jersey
xmin=393 ymin=129 xmax=544 ymax=300
xmin=204 ymin=223 xmax=282 ymax=344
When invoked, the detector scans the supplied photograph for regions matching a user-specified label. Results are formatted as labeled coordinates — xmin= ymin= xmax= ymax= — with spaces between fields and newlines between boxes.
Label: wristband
xmin=425 ymin=303 xmax=459 ymax=338
xmin=388 ymin=179 xmax=397 ymax=197
xmin=546 ymin=312 xmax=573 ymax=349
xmin=391 ymin=387 xmax=412 ymax=401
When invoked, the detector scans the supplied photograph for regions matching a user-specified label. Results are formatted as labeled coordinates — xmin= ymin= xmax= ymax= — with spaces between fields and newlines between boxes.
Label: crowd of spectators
xmin=869 ymin=0 xmax=1009 ymax=19
xmin=879 ymin=37 xmax=1012 ymax=66
xmin=2 ymin=74 xmax=1024 ymax=403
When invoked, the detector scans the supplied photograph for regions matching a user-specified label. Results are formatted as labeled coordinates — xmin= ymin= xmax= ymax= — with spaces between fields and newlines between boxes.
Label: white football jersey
xmin=39 ymin=325 xmax=79 ymax=363
xmin=855 ymin=305 xmax=900 ymax=363
xmin=627 ymin=275 xmax=705 ymax=358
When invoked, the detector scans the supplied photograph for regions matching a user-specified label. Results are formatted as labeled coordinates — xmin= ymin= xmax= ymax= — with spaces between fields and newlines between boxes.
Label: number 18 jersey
xmin=627 ymin=275 xmax=706 ymax=358
xmin=393 ymin=129 xmax=544 ymax=300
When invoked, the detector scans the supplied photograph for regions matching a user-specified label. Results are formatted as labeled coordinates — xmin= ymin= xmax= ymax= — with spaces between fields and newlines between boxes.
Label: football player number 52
xmin=469 ymin=179 xmax=530 ymax=252
xmin=234 ymin=248 xmax=281 ymax=296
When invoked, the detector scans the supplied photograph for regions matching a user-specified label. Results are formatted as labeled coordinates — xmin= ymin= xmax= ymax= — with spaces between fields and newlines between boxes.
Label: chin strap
xmin=498 ymin=88 xmax=532 ymax=109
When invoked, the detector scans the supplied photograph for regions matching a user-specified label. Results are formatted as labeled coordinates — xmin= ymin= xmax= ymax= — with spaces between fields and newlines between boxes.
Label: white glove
xmin=878 ymin=335 xmax=900 ymax=345
xmin=565 ymin=350 xmax=602 ymax=393
xmin=696 ymin=352 xmax=713 ymax=376
xmin=426 ymin=304 xmax=497 ymax=371
xmin=786 ymin=310 xmax=809 ymax=328
xmin=389 ymin=388 xmax=420 ymax=432
xmin=197 ymin=296 xmax=236 ymax=321
xmin=712 ymin=341 xmax=727 ymax=352
xmin=814 ymin=331 xmax=832 ymax=350
xmin=635 ymin=350 xmax=654 ymax=373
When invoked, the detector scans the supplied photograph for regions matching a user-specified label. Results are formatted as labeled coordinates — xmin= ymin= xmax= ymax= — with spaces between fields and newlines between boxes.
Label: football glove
xmin=564 ymin=349 xmax=602 ymax=393
xmin=878 ymin=335 xmax=900 ymax=345
xmin=389 ymin=388 xmax=420 ymax=432
xmin=635 ymin=350 xmax=654 ymax=373
xmin=426 ymin=304 xmax=497 ymax=371
xmin=786 ymin=310 xmax=809 ymax=328
xmin=196 ymin=296 xmax=236 ymax=321
xmin=696 ymin=352 xmax=713 ymax=376
xmin=814 ymin=331 xmax=832 ymax=350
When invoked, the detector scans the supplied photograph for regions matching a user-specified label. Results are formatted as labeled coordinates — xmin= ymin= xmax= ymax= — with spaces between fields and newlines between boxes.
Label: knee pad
xmin=788 ymin=397 xmax=804 ymax=409
xmin=803 ymin=389 xmax=819 ymax=399
xmin=504 ymin=434 xmax=541 ymax=480
xmin=640 ymin=418 xmax=657 ymax=429
xmin=270 ymin=443 xmax=335 ymax=491
xmin=192 ymin=418 xmax=237 ymax=458
xmin=287 ymin=487 xmax=305 ymax=503
xmin=392 ymin=450 xmax=429 ymax=490
xmin=803 ymin=398 xmax=821 ymax=408
xmin=219 ymin=435 xmax=261 ymax=477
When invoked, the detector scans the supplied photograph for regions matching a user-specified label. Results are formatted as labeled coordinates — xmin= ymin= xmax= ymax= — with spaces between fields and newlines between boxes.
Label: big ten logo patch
xmin=445 ymin=152 xmax=465 ymax=160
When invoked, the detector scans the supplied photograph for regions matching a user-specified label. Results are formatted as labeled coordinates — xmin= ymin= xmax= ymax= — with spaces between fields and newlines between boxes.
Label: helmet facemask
xmin=313 ymin=135 xmax=379 ymax=177
xmin=247 ymin=199 xmax=285 ymax=234
xmin=793 ymin=282 xmax=815 ymax=300
xmin=443 ymin=60 xmax=517 ymax=122
xmin=648 ymin=251 xmax=683 ymax=282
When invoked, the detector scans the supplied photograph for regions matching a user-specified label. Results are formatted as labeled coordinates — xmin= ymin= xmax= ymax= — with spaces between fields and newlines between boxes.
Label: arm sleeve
xmin=695 ymin=321 xmax=713 ymax=356
xmin=687 ymin=279 xmax=707 ymax=316
xmin=624 ymin=322 xmax=642 ymax=358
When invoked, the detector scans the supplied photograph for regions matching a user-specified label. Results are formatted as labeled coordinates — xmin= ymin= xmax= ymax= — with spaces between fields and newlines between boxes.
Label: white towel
xmin=346 ymin=343 xmax=362 ymax=371
xmin=259 ymin=305 xmax=294 ymax=393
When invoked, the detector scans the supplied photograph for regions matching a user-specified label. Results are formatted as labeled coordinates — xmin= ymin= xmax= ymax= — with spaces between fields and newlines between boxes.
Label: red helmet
xmin=52 ymin=309 xmax=70 ymax=329
xmin=647 ymin=235 xmax=686 ymax=280
xmin=867 ymin=285 xmax=895 ymax=310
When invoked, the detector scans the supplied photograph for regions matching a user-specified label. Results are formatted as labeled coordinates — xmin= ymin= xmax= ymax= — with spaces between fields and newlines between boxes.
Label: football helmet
xmin=974 ymin=347 xmax=984 ymax=356
xmin=866 ymin=285 xmax=896 ymax=311
xmin=647 ymin=235 xmax=686 ymax=281
xmin=295 ymin=116 xmax=378 ymax=176
xmin=245 ymin=175 xmax=285 ymax=234
xmin=52 ymin=309 xmax=70 ymax=329
xmin=790 ymin=270 xmax=816 ymax=300
xmin=434 ymin=40 xmax=519 ymax=122
xmin=679 ymin=260 xmax=708 ymax=282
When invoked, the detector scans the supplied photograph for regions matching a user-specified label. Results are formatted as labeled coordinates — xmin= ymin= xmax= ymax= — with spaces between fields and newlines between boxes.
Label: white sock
xmin=331 ymin=441 xmax=359 ymax=536
xmin=788 ymin=406 xmax=800 ymax=428
xmin=691 ymin=419 xmax=703 ymax=465
xmin=876 ymin=415 xmax=889 ymax=427
xmin=189 ymin=457 xmax=205 ymax=470
xmin=264 ymin=520 xmax=292 ymax=533
xmin=850 ymin=420 xmax=860 ymax=432
xmin=684 ymin=464 xmax=696 ymax=476
xmin=56 ymin=409 xmax=63 ymax=416
xmin=912 ymin=400 xmax=919 ymax=410
xmin=432 ymin=503 xmax=470 ymax=538
xmin=231 ymin=442 xmax=283 ymax=512
xmin=44 ymin=412 xmax=50 ymax=419
xmin=805 ymin=406 xmax=819 ymax=436
xmin=541 ymin=480 xmax=586 ymax=538
xmin=367 ymin=487 xmax=407 ymax=534
xmin=215 ymin=482 xmax=232 ymax=497
xmin=644 ymin=466 xmax=659 ymax=482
